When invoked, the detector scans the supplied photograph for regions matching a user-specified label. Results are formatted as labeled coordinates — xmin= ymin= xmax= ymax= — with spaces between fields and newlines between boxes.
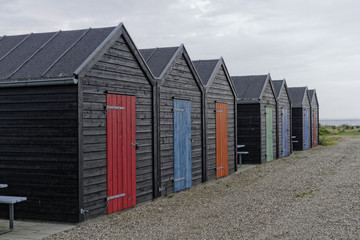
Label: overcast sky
xmin=1 ymin=0 xmax=359 ymax=119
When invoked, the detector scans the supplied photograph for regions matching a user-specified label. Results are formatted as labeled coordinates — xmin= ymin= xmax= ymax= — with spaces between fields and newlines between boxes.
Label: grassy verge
xmin=319 ymin=124 xmax=360 ymax=146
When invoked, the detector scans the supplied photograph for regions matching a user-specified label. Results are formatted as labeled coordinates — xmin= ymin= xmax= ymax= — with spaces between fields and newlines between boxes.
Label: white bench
xmin=0 ymin=196 xmax=27 ymax=234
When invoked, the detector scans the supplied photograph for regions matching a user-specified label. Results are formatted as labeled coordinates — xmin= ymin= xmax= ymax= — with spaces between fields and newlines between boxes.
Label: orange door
xmin=215 ymin=103 xmax=229 ymax=178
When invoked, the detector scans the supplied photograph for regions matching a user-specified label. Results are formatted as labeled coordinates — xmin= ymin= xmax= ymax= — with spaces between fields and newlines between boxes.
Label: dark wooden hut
xmin=192 ymin=58 xmax=237 ymax=180
xmin=231 ymin=74 xmax=277 ymax=164
xmin=288 ymin=87 xmax=311 ymax=151
xmin=272 ymin=79 xmax=292 ymax=158
xmin=308 ymin=89 xmax=319 ymax=147
xmin=139 ymin=45 xmax=205 ymax=195
xmin=0 ymin=23 xmax=157 ymax=222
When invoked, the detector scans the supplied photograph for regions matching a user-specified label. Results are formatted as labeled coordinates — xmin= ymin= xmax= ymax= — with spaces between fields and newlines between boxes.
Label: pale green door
xmin=266 ymin=107 xmax=273 ymax=162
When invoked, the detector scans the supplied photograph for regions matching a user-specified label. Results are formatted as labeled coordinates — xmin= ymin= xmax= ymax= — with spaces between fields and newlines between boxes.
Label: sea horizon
xmin=320 ymin=118 xmax=360 ymax=126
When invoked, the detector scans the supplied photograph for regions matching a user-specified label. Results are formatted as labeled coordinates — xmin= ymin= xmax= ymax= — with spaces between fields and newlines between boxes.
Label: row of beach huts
xmin=0 ymin=23 xmax=319 ymax=223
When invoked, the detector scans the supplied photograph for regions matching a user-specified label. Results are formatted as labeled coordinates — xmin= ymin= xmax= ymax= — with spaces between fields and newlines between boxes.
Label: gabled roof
xmin=192 ymin=59 xmax=219 ymax=85
xmin=0 ymin=23 xmax=155 ymax=88
xmin=288 ymin=87 xmax=308 ymax=107
xmin=192 ymin=57 xmax=237 ymax=97
xmin=231 ymin=74 xmax=273 ymax=102
xmin=272 ymin=80 xmax=284 ymax=99
xmin=139 ymin=46 xmax=179 ymax=78
xmin=308 ymin=89 xmax=319 ymax=106
xmin=0 ymin=27 xmax=115 ymax=81
xmin=139 ymin=44 xmax=204 ymax=93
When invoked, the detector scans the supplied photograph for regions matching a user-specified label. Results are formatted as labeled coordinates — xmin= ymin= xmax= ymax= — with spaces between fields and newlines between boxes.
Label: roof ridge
xmin=0 ymin=33 xmax=32 ymax=61
xmin=7 ymin=30 xmax=61 ymax=79
xmin=145 ymin=47 xmax=157 ymax=63
xmin=42 ymin=28 xmax=91 ymax=77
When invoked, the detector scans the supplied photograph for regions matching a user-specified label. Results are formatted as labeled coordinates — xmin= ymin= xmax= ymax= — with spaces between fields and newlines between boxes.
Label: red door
xmin=215 ymin=103 xmax=229 ymax=178
xmin=106 ymin=94 xmax=136 ymax=214
xmin=313 ymin=111 xmax=317 ymax=147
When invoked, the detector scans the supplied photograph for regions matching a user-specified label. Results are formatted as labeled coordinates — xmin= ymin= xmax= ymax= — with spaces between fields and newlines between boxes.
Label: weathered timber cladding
xmin=0 ymin=85 xmax=79 ymax=222
xmin=81 ymin=35 xmax=153 ymax=220
xmin=309 ymin=92 xmax=319 ymax=147
xmin=206 ymin=66 xmax=235 ymax=180
xmin=159 ymin=54 xmax=203 ymax=194
xmin=276 ymin=87 xmax=291 ymax=157
xmin=237 ymin=104 xmax=261 ymax=163
xmin=260 ymin=83 xmax=277 ymax=162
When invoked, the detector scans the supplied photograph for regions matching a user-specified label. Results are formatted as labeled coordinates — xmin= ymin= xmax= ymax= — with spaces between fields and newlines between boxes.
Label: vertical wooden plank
xmin=304 ymin=109 xmax=309 ymax=150
xmin=282 ymin=108 xmax=288 ymax=157
xmin=215 ymin=103 xmax=229 ymax=178
xmin=173 ymin=99 xmax=192 ymax=192
xmin=106 ymin=94 xmax=136 ymax=214
xmin=266 ymin=107 xmax=273 ymax=162
xmin=313 ymin=111 xmax=317 ymax=146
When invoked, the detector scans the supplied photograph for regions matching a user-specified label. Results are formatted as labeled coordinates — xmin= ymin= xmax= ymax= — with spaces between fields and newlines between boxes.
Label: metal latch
xmin=107 ymin=106 xmax=125 ymax=110
xmin=159 ymin=187 xmax=166 ymax=192
xmin=216 ymin=166 xmax=224 ymax=170
xmin=174 ymin=177 xmax=185 ymax=182
xmin=107 ymin=193 xmax=126 ymax=201
xmin=215 ymin=110 xmax=223 ymax=113
xmin=132 ymin=142 xmax=139 ymax=150
xmin=173 ymin=108 xmax=185 ymax=112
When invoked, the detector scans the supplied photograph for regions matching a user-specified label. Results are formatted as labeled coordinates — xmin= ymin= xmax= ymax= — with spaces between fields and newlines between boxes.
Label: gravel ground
xmin=46 ymin=135 xmax=360 ymax=239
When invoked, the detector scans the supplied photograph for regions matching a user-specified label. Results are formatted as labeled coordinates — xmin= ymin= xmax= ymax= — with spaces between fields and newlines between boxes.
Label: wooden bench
xmin=0 ymin=196 xmax=27 ymax=235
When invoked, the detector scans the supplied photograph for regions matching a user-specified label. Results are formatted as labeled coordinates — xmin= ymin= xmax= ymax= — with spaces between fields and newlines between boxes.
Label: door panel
xmin=106 ymin=94 xmax=136 ymax=214
xmin=173 ymin=99 xmax=191 ymax=192
xmin=282 ymin=108 xmax=288 ymax=157
xmin=266 ymin=107 xmax=273 ymax=162
xmin=215 ymin=103 xmax=229 ymax=178
xmin=313 ymin=111 xmax=317 ymax=146
xmin=305 ymin=109 xmax=310 ymax=149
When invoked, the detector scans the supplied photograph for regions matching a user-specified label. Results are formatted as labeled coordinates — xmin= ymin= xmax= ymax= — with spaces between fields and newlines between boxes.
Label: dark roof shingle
xmin=139 ymin=47 xmax=179 ymax=78
xmin=272 ymin=80 xmax=284 ymax=99
xmin=231 ymin=75 xmax=268 ymax=101
xmin=288 ymin=87 xmax=307 ymax=107
xmin=192 ymin=59 xmax=219 ymax=85
xmin=0 ymin=27 xmax=115 ymax=81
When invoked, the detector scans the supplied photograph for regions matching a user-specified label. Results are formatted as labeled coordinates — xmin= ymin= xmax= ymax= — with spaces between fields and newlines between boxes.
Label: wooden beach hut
xmin=288 ymin=87 xmax=311 ymax=151
xmin=231 ymin=74 xmax=277 ymax=164
xmin=272 ymin=79 xmax=292 ymax=158
xmin=308 ymin=89 xmax=319 ymax=147
xmin=0 ymin=23 xmax=157 ymax=222
xmin=192 ymin=58 xmax=237 ymax=180
xmin=139 ymin=45 xmax=205 ymax=195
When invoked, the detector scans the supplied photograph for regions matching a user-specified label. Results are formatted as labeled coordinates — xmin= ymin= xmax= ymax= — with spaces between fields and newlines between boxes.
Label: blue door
xmin=304 ymin=109 xmax=310 ymax=150
xmin=282 ymin=108 xmax=288 ymax=157
xmin=173 ymin=99 xmax=191 ymax=192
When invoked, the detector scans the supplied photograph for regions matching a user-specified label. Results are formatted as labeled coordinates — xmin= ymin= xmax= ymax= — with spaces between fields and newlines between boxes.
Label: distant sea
xmin=320 ymin=119 xmax=360 ymax=126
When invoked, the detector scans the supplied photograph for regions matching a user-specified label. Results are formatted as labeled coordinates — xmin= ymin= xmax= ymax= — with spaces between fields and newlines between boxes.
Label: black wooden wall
xmin=80 ymin=35 xmax=154 ymax=220
xmin=292 ymin=108 xmax=304 ymax=151
xmin=237 ymin=103 xmax=261 ymax=164
xmin=205 ymin=66 xmax=235 ymax=180
xmin=158 ymin=53 xmax=203 ymax=195
xmin=0 ymin=85 xmax=79 ymax=222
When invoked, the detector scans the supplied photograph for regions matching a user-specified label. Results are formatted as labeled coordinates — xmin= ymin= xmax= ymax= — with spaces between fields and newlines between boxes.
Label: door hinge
xmin=173 ymin=108 xmax=184 ymax=112
xmin=80 ymin=209 xmax=89 ymax=215
xmin=215 ymin=110 xmax=223 ymax=113
xmin=216 ymin=166 xmax=224 ymax=170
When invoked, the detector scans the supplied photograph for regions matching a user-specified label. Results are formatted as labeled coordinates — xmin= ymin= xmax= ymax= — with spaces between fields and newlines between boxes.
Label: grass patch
xmin=320 ymin=136 xmax=342 ymax=146
xmin=296 ymin=190 xmax=314 ymax=198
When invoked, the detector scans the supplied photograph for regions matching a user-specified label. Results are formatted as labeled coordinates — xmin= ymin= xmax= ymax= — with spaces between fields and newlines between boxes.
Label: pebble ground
xmin=46 ymin=135 xmax=360 ymax=239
